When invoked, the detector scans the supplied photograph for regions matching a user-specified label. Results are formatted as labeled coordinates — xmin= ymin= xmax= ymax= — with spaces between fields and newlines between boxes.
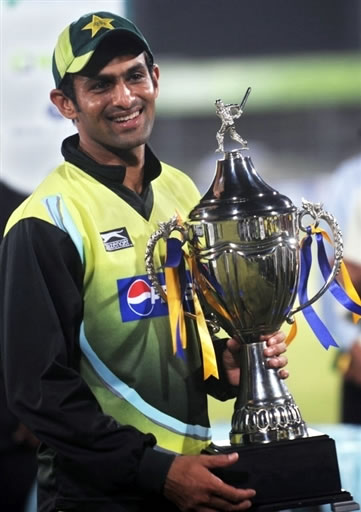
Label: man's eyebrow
xmin=125 ymin=62 xmax=148 ymax=74
xmin=93 ymin=63 xmax=148 ymax=81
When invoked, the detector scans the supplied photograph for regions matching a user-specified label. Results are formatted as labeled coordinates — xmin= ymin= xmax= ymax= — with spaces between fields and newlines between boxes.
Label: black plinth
xmin=203 ymin=430 xmax=358 ymax=511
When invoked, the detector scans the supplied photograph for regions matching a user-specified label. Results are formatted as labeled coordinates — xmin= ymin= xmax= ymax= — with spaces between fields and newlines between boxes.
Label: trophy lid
xmin=189 ymin=89 xmax=296 ymax=222
xmin=189 ymin=150 xmax=296 ymax=222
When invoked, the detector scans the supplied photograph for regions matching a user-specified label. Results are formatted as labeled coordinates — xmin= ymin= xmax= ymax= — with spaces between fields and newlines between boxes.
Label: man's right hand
xmin=163 ymin=452 xmax=256 ymax=511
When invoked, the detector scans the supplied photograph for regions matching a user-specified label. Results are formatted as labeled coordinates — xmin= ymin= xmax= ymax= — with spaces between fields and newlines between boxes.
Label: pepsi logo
xmin=118 ymin=272 xmax=194 ymax=323
xmin=118 ymin=273 xmax=168 ymax=322
xmin=127 ymin=279 xmax=157 ymax=317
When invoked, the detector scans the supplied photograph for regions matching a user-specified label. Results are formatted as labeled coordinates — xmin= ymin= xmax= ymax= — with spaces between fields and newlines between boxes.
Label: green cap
xmin=52 ymin=11 xmax=153 ymax=87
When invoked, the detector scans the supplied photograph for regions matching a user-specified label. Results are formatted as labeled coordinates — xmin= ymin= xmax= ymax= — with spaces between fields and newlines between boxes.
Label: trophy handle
xmin=145 ymin=215 xmax=188 ymax=300
xmin=287 ymin=198 xmax=343 ymax=320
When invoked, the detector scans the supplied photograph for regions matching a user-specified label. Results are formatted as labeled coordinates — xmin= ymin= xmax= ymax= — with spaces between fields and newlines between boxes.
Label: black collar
xmin=61 ymin=134 xmax=162 ymax=188
xmin=60 ymin=134 xmax=161 ymax=220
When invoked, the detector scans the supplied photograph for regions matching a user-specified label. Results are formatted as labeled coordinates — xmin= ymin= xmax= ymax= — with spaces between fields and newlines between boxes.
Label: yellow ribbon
xmin=163 ymin=221 xmax=219 ymax=380
xmin=285 ymin=319 xmax=298 ymax=345
xmin=164 ymin=265 xmax=187 ymax=354
xmin=186 ymin=254 xmax=220 ymax=379
xmin=191 ymin=281 xmax=220 ymax=379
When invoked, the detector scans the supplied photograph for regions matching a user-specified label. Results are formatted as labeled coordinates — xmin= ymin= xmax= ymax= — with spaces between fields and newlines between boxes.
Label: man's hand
xmin=223 ymin=331 xmax=288 ymax=387
xmin=164 ymin=452 xmax=255 ymax=511
xmin=261 ymin=331 xmax=289 ymax=379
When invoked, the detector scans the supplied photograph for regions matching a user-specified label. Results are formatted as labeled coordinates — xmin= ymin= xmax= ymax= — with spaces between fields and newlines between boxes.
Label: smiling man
xmin=0 ymin=11 xmax=289 ymax=512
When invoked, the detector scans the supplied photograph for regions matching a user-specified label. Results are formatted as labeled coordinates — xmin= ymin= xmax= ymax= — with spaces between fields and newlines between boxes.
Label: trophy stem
xmin=230 ymin=342 xmax=308 ymax=445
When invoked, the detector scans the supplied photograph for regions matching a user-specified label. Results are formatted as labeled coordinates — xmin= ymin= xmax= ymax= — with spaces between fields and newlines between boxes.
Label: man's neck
xmin=78 ymin=141 xmax=145 ymax=193
xmin=123 ymin=165 xmax=145 ymax=194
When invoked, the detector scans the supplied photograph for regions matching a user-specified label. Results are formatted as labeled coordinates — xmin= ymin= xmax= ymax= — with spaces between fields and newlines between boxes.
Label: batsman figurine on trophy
xmin=215 ymin=87 xmax=251 ymax=152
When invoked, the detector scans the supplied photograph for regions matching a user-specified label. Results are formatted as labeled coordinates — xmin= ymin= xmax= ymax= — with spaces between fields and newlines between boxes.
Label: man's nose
xmin=112 ymin=82 xmax=134 ymax=108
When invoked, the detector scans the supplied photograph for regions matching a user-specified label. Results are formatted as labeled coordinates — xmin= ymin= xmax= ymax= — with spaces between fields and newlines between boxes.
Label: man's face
xmin=72 ymin=53 xmax=159 ymax=158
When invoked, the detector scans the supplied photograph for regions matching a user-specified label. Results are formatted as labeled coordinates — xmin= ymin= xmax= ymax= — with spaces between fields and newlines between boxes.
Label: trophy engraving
xmin=145 ymin=89 xmax=360 ymax=509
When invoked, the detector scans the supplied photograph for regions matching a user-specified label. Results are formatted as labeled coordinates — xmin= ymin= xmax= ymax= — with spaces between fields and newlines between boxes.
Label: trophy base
xmin=203 ymin=429 xmax=359 ymax=511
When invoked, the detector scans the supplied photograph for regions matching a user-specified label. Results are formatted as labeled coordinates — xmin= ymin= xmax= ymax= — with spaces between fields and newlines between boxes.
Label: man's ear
xmin=151 ymin=64 xmax=160 ymax=98
xmin=50 ymin=89 xmax=78 ymax=120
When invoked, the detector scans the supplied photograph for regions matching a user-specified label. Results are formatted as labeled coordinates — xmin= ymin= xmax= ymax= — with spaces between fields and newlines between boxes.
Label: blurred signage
xmin=1 ymin=0 xmax=123 ymax=193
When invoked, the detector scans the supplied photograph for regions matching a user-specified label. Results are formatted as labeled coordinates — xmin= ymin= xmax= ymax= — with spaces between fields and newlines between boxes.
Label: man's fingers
xmin=278 ymin=368 xmax=289 ymax=379
xmin=207 ymin=493 xmax=255 ymax=511
xmin=266 ymin=354 xmax=288 ymax=368
xmin=264 ymin=341 xmax=287 ymax=357
xmin=262 ymin=331 xmax=286 ymax=344
xmin=202 ymin=452 xmax=240 ymax=469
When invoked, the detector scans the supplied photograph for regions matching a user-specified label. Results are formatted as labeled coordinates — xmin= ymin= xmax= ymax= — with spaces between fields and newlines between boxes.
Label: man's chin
xmin=103 ymin=139 xmax=147 ymax=162
xmin=107 ymin=133 xmax=151 ymax=152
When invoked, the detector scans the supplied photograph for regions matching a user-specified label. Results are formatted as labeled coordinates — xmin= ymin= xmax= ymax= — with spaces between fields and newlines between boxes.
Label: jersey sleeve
xmin=0 ymin=217 xmax=174 ymax=496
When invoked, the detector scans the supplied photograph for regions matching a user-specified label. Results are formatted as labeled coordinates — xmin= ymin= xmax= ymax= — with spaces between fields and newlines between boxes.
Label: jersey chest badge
xmin=100 ymin=227 xmax=133 ymax=252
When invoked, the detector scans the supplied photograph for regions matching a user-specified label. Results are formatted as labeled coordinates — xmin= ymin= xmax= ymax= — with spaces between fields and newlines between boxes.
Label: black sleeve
xmin=0 ymin=218 xmax=174 ymax=495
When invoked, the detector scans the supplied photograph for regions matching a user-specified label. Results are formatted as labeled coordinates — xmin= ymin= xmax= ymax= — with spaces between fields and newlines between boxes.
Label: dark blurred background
xmin=130 ymin=0 xmax=361 ymax=193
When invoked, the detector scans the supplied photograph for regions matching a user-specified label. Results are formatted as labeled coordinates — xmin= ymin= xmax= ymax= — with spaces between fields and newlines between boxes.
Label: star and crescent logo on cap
xmin=82 ymin=15 xmax=115 ymax=37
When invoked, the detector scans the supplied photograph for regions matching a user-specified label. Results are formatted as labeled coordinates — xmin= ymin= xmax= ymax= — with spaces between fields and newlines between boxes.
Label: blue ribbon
xmin=165 ymin=238 xmax=184 ymax=268
xmin=315 ymin=232 xmax=361 ymax=315
xmin=298 ymin=230 xmax=339 ymax=349
xmin=165 ymin=238 xmax=189 ymax=359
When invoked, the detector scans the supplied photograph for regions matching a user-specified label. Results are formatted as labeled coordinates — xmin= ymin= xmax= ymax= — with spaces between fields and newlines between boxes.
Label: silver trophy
xmin=145 ymin=89 xmax=359 ymax=509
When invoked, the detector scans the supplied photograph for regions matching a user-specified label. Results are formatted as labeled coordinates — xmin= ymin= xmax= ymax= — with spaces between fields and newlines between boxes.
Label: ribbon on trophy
xmin=164 ymin=237 xmax=187 ymax=359
xmin=164 ymin=216 xmax=361 ymax=371
xmin=294 ymin=225 xmax=361 ymax=349
xmin=285 ymin=320 xmax=298 ymax=346
xmin=164 ymin=235 xmax=219 ymax=380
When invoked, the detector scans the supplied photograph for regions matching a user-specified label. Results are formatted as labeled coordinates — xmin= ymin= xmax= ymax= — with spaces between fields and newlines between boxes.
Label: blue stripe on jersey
xmin=42 ymin=194 xmax=84 ymax=263
xmin=79 ymin=322 xmax=211 ymax=441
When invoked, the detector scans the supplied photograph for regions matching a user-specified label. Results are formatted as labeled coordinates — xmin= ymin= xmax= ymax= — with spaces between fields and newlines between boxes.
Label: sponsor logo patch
xmin=100 ymin=227 xmax=133 ymax=252
xmin=117 ymin=272 xmax=193 ymax=322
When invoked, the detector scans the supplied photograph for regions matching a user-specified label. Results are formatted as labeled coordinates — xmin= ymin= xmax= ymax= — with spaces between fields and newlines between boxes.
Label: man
xmin=0 ymin=12 xmax=289 ymax=512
